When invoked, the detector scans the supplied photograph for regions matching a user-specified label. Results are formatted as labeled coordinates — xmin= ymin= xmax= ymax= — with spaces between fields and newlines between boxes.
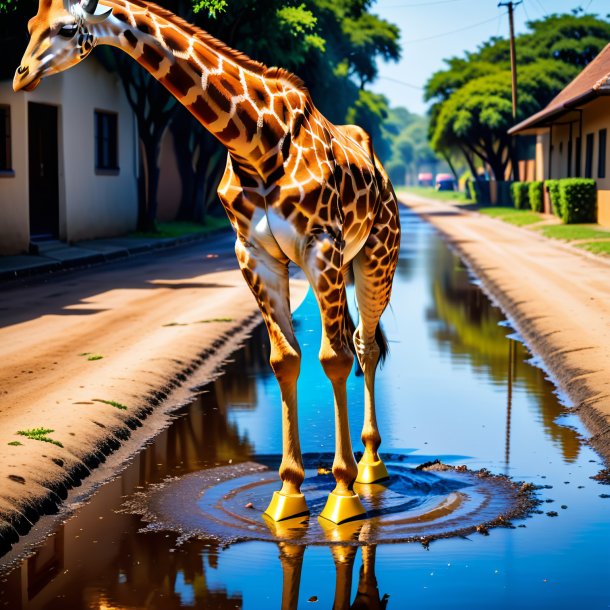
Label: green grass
xmin=400 ymin=186 xmax=473 ymax=204
xmin=79 ymin=352 xmax=104 ymax=361
xmin=477 ymin=207 xmax=544 ymax=227
xmin=16 ymin=428 xmax=63 ymax=448
xmin=131 ymin=217 xmax=230 ymax=239
xmin=93 ymin=398 xmax=128 ymax=410
xmin=163 ymin=317 xmax=234 ymax=327
xmin=577 ymin=242 xmax=610 ymax=256
xmin=7 ymin=441 xmax=22 ymax=446
xmin=536 ymin=224 xmax=610 ymax=241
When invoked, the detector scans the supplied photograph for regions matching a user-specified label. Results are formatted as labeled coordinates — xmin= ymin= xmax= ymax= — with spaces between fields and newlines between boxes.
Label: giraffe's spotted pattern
xmin=16 ymin=0 xmax=401 ymax=503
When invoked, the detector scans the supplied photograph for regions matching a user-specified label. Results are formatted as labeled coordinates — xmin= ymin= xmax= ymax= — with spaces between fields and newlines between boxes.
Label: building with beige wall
xmin=0 ymin=58 xmax=138 ymax=255
xmin=509 ymin=43 xmax=610 ymax=226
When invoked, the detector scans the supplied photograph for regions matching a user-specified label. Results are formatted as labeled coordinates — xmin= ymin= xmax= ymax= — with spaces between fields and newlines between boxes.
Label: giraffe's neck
xmin=95 ymin=0 xmax=307 ymax=182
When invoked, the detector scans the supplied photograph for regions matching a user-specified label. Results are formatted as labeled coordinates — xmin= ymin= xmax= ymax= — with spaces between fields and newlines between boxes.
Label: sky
xmin=371 ymin=0 xmax=608 ymax=115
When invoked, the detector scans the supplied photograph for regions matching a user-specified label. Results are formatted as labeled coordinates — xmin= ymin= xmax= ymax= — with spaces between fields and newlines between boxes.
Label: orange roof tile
xmin=509 ymin=42 xmax=610 ymax=134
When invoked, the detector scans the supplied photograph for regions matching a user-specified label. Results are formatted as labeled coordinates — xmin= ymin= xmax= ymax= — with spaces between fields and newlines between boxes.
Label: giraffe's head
xmin=13 ymin=0 xmax=113 ymax=92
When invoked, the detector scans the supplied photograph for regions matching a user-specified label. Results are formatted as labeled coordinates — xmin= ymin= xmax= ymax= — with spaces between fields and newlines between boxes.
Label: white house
xmin=0 ymin=58 xmax=139 ymax=255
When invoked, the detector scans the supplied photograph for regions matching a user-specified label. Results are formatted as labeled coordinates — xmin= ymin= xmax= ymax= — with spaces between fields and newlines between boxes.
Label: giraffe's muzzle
xmin=13 ymin=65 xmax=41 ymax=92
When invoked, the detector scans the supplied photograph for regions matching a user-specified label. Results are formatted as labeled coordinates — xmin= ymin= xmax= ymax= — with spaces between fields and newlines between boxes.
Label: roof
xmin=509 ymin=42 xmax=610 ymax=135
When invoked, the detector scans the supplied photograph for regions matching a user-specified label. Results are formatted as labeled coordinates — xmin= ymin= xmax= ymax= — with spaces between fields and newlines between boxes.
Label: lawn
xmin=399 ymin=186 xmax=474 ymax=204
xmin=476 ymin=206 xmax=545 ymax=227
xmin=577 ymin=242 xmax=610 ymax=255
xmin=131 ymin=216 xmax=230 ymax=239
xmin=535 ymin=224 xmax=610 ymax=241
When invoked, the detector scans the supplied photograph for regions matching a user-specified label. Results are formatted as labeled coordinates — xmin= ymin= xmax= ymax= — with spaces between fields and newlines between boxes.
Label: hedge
xmin=510 ymin=182 xmax=530 ymax=210
xmin=528 ymin=181 xmax=544 ymax=213
xmin=559 ymin=178 xmax=597 ymax=224
xmin=545 ymin=179 xmax=561 ymax=217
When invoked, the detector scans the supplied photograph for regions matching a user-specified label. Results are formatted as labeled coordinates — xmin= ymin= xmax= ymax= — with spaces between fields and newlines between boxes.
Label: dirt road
xmin=0 ymin=231 xmax=308 ymax=556
xmin=399 ymin=192 xmax=610 ymax=462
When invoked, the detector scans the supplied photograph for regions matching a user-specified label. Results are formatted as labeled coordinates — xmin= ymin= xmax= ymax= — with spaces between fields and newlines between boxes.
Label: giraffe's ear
xmin=79 ymin=0 xmax=113 ymax=23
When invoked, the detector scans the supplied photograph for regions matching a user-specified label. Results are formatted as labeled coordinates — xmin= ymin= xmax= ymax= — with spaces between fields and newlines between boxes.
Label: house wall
xmin=0 ymin=59 xmax=137 ymax=254
xmin=534 ymin=99 xmax=610 ymax=226
xmin=581 ymin=98 xmax=610 ymax=226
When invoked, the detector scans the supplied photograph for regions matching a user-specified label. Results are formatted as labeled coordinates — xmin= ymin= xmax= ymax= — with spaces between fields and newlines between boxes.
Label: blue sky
xmin=372 ymin=0 xmax=608 ymax=114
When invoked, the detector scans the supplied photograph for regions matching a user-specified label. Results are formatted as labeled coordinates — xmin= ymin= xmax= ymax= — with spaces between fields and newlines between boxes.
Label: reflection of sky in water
xmin=2 ymin=210 xmax=608 ymax=610
xmin=218 ymin=209 xmax=610 ymax=609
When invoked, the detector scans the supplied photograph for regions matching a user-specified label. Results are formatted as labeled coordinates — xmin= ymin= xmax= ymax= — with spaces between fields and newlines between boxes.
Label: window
xmin=517 ymin=135 xmax=536 ymax=161
xmin=0 ymin=105 xmax=12 ymax=173
xmin=599 ymin=129 xmax=607 ymax=179
xmin=575 ymin=137 xmax=582 ymax=177
xmin=585 ymin=133 xmax=594 ymax=179
xmin=567 ymin=139 xmax=573 ymax=177
xmin=94 ymin=110 xmax=118 ymax=172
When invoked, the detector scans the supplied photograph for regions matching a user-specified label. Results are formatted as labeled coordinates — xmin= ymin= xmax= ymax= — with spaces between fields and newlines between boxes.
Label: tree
xmin=426 ymin=12 xmax=610 ymax=182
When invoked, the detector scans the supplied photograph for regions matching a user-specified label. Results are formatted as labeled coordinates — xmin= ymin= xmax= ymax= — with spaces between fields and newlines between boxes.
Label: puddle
xmin=1 ymin=209 xmax=609 ymax=609
xmin=122 ymin=458 xmax=538 ymax=547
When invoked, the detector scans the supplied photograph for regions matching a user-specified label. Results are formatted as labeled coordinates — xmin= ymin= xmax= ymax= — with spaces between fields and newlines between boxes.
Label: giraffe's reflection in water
xmin=277 ymin=540 xmax=388 ymax=610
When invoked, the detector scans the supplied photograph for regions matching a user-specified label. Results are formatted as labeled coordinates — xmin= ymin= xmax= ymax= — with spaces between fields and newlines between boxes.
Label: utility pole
xmin=498 ymin=1 xmax=522 ymax=119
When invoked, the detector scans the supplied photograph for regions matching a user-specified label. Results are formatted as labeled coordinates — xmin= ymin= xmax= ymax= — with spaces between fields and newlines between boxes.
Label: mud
xmin=120 ymin=456 xmax=541 ymax=548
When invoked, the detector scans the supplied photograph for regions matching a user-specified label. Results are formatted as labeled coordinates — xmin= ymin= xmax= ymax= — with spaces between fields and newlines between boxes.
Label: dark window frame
xmin=585 ymin=132 xmax=594 ymax=179
xmin=0 ymin=104 xmax=13 ymax=176
xmin=598 ymin=128 xmax=607 ymax=179
xmin=94 ymin=109 xmax=119 ymax=174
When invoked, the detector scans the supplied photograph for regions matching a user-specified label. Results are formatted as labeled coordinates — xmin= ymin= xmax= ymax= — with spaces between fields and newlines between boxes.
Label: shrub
xmin=528 ymin=181 xmax=544 ymax=213
xmin=559 ymin=178 xmax=597 ymax=224
xmin=510 ymin=182 xmax=530 ymax=210
xmin=545 ymin=180 xmax=561 ymax=217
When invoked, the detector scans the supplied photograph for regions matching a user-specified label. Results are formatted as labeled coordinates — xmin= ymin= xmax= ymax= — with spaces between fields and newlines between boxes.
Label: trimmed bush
xmin=559 ymin=178 xmax=597 ymax=224
xmin=528 ymin=181 xmax=544 ymax=213
xmin=510 ymin=182 xmax=530 ymax=210
xmin=545 ymin=179 xmax=561 ymax=217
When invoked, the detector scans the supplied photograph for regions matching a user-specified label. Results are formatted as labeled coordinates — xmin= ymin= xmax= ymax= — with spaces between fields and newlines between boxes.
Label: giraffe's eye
xmin=58 ymin=24 xmax=78 ymax=38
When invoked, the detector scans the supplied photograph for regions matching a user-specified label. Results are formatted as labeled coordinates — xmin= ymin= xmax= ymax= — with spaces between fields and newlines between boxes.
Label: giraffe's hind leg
xmin=304 ymin=234 xmax=366 ymax=525
xmin=352 ymin=195 xmax=400 ymax=484
xmin=234 ymin=238 xmax=308 ymax=522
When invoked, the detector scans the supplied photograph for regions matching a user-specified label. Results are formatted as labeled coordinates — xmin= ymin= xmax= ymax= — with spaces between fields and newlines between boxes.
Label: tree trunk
xmin=139 ymin=134 xmax=162 ymax=232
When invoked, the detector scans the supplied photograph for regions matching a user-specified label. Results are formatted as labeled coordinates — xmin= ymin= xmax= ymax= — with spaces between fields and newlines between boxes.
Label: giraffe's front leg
xmin=304 ymin=234 xmax=366 ymax=525
xmin=234 ymin=238 xmax=308 ymax=521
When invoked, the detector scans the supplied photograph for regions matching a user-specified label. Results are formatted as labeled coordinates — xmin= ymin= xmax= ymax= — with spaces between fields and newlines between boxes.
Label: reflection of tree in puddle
xmin=82 ymin=537 xmax=241 ymax=610
xmin=427 ymin=241 xmax=581 ymax=463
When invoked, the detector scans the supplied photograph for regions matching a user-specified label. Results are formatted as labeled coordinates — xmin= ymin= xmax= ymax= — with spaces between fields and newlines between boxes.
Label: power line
xmin=404 ymin=13 xmax=506 ymax=44
xmin=378 ymin=76 xmax=423 ymax=90
xmin=530 ymin=0 xmax=548 ymax=16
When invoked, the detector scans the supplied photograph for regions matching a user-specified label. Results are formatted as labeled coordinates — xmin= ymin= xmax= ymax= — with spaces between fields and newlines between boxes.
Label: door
xmin=28 ymin=102 xmax=59 ymax=239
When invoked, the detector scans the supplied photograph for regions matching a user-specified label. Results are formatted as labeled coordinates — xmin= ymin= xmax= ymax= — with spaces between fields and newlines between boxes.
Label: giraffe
xmin=14 ymin=0 xmax=401 ymax=524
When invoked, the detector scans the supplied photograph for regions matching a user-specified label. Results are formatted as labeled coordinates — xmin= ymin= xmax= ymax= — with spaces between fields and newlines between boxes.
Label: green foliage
xmin=380 ymin=109 xmax=443 ymax=185
xmin=559 ymin=178 xmax=597 ymax=224
xmin=0 ymin=0 xmax=18 ymax=13
xmin=545 ymin=179 xmax=562 ymax=217
xmin=528 ymin=181 xmax=544 ymax=213
xmin=511 ymin=182 xmax=531 ymax=210
xmin=192 ymin=0 xmax=227 ymax=17
xmin=16 ymin=428 xmax=64 ymax=448
xmin=426 ymin=12 xmax=610 ymax=181
xmin=93 ymin=399 xmax=128 ymax=410
xmin=7 ymin=441 xmax=22 ymax=446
